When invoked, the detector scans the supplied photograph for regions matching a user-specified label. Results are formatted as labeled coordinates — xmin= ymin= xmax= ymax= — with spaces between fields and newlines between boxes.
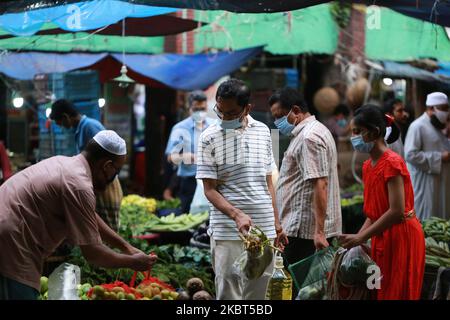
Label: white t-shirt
xmin=196 ymin=116 xmax=277 ymax=240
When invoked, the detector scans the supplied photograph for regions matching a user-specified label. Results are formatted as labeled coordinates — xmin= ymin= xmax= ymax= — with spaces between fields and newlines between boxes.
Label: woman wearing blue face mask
xmin=339 ymin=104 xmax=425 ymax=300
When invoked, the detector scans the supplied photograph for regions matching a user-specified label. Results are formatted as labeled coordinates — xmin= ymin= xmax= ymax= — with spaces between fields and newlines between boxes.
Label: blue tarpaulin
xmin=0 ymin=0 xmax=176 ymax=36
xmin=436 ymin=62 xmax=450 ymax=78
xmin=381 ymin=61 xmax=450 ymax=84
xmin=2 ymin=1 xmax=449 ymax=27
xmin=0 ymin=46 xmax=263 ymax=90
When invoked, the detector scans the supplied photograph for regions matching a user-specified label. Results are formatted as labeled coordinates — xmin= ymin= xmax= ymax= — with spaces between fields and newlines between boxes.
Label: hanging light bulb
xmin=113 ymin=18 xmax=135 ymax=88
xmin=114 ymin=65 xmax=134 ymax=88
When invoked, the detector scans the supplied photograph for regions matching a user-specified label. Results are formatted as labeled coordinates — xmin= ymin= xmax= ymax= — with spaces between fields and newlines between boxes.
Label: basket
xmin=288 ymin=246 xmax=337 ymax=291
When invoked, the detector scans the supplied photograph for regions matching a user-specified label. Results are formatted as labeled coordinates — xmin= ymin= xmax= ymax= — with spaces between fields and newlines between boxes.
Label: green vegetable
xmin=156 ymin=199 xmax=181 ymax=210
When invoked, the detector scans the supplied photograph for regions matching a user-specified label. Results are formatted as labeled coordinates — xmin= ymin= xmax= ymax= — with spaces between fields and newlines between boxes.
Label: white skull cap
xmin=93 ymin=130 xmax=127 ymax=156
xmin=426 ymin=92 xmax=448 ymax=107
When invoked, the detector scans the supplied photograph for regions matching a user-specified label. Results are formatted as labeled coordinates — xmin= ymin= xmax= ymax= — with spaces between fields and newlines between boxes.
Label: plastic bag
xmin=326 ymin=246 xmax=380 ymax=300
xmin=288 ymin=246 xmax=337 ymax=300
xmin=189 ymin=179 xmax=210 ymax=214
xmin=339 ymin=245 xmax=376 ymax=286
xmin=232 ymin=227 xmax=274 ymax=281
xmin=296 ymin=281 xmax=327 ymax=300
xmin=233 ymin=244 xmax=274 ymax=281
xmin=48 ymin=263 xmax=80 ymax=300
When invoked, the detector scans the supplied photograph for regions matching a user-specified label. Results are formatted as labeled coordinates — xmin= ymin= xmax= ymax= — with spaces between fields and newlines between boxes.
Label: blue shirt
xmin=75 ymin=115 xmax=105 ymax=153
xmin=165 ymin=116 xmax=214 ymax=177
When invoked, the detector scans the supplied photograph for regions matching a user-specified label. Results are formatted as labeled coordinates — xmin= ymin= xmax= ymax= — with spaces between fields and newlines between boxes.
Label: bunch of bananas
xmin=122 ymin=195 xmax=157 ymax=214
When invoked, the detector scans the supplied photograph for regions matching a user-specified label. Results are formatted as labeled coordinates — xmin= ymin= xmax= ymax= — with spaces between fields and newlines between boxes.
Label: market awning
xmin=436 ymin=62 xmax=450 ymax=78
xmin=3 ymin=1 xmax=449 ymax=27
xmin=380 ymin=61 xmax=450 ymax=84
xmin=0 ymin=14 xmax=205 ymax=39
xmin=0 ymin=46 xmax=264 ymax=90
xmin=0 ymin=0 xmax=176 ymax=37
xmin=365 ymin=7 xmax=450 ymax=62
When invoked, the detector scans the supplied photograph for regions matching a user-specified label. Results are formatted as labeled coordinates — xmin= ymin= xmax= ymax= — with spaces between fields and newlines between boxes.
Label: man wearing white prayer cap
xmin=404 ymin=92 xmax=450 ymax=220
xmin=0 ymin=131 xmax=157 ymax=300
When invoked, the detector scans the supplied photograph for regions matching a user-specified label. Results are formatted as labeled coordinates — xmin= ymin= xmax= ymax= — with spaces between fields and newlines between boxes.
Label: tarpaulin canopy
xmin=366 ymin=7 xmax=450 ymax=62
xmin=0 ymin=14 xmax=205 ymax=39
xmin=2 ymin=1 xmax=449 ymax=27
xmin=193 ymin=4 xmax=338 ymax=55
xmin=0 ymin=4 xmax=337 ymax=55
xmin=0 ymin=46 xmax=263 ymax=90
xmin=436 ymin=62 xmax=450 ymax=77
xmin=0 ymin=0 xmax=176 ymax=37
xmin=380 ymin=61 xmax=450 ymax=84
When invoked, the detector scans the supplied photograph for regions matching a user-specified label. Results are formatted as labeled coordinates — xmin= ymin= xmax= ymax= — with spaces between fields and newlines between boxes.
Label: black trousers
xmin=283 ymin=236 xmax=335 ymax=299
xmin=0 ymin=274 xmax=39 ymax=300
xmin=179 ymin=176 xmax=197 ymax=214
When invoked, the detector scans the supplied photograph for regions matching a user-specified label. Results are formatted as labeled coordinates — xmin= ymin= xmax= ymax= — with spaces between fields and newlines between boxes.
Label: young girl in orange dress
xmin=339 ymin=104 xmax=425 ymax=300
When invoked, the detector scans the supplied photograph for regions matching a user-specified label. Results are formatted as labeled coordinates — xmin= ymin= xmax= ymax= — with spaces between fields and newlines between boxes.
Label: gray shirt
xmin=404 ymin=113 xmax=450 ymax=220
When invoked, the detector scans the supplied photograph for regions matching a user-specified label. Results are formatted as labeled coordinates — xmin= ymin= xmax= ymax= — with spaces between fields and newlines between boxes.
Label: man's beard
xmin=430 ymin=114 xmax=447 ymax=130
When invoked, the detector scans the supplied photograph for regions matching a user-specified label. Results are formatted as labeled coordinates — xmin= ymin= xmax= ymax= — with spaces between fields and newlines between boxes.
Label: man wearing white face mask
xmin=166 ymin=90 xmax=213 ymax=214
xmin=404 ymin=92 xmax=450 ymax=220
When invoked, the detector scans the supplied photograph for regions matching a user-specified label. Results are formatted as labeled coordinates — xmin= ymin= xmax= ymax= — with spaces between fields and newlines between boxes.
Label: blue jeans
xmin=0 ymin=274 xmax=39 ymax=300
xmin=179 ymin=176 xmax=197 ymax=214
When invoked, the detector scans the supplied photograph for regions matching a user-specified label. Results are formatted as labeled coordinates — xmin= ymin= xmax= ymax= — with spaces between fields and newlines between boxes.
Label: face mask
xmin=220 ymin=118 xmax=243 ymax=130
xmin=430 ymin=114 xmax=447 ymax=130
xmin=192 ymin=111 xmax=207 ymax=123
xmin=274 ymin=116 xmax=296 ymax=136
xmin=337 ymin=118 xmax=348 ymax=128
xmin=434 ymin=108 xmax=449 ymax=124
xmin=351 ymin=134 xmax=374 ymax=153
xmin=218 ymin=109 xmax=246 ymax=130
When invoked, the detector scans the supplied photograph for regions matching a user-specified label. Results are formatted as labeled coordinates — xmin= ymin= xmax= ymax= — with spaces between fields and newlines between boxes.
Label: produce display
xmin=122 ymin=195 xmax=157 ymax=213
xmin=422 ymin=218 xmax=450 ymax=268
xmin=423 ymin=217 xmax=450 ymax=242
xmin=39 ymin=275 xmax=213 ymax=300
xmin=120 ymin=194 xmax=208 ymax=235
xmin=157 ymin=199 xmax=181 ymax=210
xmin=141 ymin=211 xmax=209 ymax=233
xmin=67 ymin=243 xmax=215 ymax=296
xmin=425 ymin=237 xmax=450 ymax=268
xmin=340 ymin=194 xmax=363 ymax=207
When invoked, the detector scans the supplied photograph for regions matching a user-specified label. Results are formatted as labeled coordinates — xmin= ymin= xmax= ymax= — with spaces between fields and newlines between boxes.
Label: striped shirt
xmin=196 ymin=115 xmax=277 ymax=241
xmin=276 ymin=115 xmax=342 ymax=239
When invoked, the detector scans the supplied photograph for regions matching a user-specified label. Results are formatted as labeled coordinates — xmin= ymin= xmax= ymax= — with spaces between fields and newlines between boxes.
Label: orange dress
xmin=362 ymin=149 xmax=425 ymax=300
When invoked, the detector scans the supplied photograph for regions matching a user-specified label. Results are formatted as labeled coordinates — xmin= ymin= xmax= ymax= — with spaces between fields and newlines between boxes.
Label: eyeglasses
xmin=213 ymin=104 xmax=245 ymax=119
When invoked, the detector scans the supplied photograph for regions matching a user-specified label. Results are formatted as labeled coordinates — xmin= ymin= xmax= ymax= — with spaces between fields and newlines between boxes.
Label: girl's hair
xmin=353 ymin=104 xmax=400 ymax=144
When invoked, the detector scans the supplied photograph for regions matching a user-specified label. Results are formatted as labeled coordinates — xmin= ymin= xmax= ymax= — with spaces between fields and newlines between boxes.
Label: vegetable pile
xmin=157 ymin=199 xmax=181 ymax=210
xmin=425 ymin=237 xmax=450 ymax=268
xmin=141 ymin=211 xmax=209 ymax=233
xmin=122 ymin=195 xmax=157 ymax=213
xmin=67 ymin=243 xmax=215 ymax=295
xmin=341 ymin=194 xmax=363 ymax=207
xmin=423 ymin=217 xmax=450 ymax=242
xmin=422 ymin=218 xmax=450 ymax=268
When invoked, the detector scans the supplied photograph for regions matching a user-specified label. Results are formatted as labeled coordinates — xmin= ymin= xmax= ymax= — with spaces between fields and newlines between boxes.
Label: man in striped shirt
xmin=270 ymin=87 xmax=341 ymax=274
xmin=196 ymin=79 xmax=288 ymax=300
